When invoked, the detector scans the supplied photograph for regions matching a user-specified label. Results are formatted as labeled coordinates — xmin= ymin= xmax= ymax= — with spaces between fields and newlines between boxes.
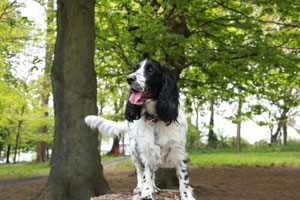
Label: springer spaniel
xmin=85 ymin=59 xmax=195 ymax=200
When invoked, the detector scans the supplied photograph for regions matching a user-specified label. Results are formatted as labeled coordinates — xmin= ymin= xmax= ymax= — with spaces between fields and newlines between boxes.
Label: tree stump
xmin=91 ymin=190 xmax=180 ymax=200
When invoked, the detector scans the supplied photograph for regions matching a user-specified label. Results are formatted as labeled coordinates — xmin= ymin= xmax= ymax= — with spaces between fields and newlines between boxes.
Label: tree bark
xmin=282 ymin=121 xmax=288 ymax=146
xmin=193 ymin=97 xmax=201 ymax=151
xmin=13 ymin=105 xmax=25 ymax=164
xmin=270 ymin=121 xmax=282 ymax=144
xmin=6 ymin=144 xmax=11 ymax=163
xmin=155 ymin=6 xmax=190 ymax=188
xmin=107 ymin=137 xmax=120 ymax=155
xmin=236 ymin=122 xmax=241 ymax=152
xmin=208 ymin=97 xmax=217 ymax=149
xmin=155 ymin=168 xmax=179 ymax=189
xmin=37 ymin=0 xmax=110 ymax=199
xmin=236 ymin=93 xmax=243 ymax=153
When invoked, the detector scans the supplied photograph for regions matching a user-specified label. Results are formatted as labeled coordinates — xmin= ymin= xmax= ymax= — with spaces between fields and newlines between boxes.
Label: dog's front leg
xmin=132 ymin=159 xmax=144 ymax=195
xmin=140 ymin=163 xmax=155 ymax=200
xmin=176 ymin=159 xmax=195 ymax=200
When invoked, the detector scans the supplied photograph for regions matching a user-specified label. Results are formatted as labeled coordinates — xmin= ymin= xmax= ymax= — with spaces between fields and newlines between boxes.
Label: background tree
xmin=37 ymin=0 xmax=110 ymax=199
xmin=33 ymin=0 xmax=56 ymax=163
xmin=0 ymin=0 xmax=32 ymax=163
xmin=93 ymin=0 xmax=300 ymax=188
xmin=256 ymin=70 xmax=300 ymax=145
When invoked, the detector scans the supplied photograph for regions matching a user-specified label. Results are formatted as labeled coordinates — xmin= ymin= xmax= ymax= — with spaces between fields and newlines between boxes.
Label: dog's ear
xmin=125 ymin=100 xmax=142 ymax=122
xmin=156 ymin=65 xmax=179 ymax=125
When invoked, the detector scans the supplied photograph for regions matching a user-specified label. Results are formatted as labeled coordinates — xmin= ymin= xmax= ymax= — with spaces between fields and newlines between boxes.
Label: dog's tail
xmin=84 ymin=115 xmax=128 ymax=137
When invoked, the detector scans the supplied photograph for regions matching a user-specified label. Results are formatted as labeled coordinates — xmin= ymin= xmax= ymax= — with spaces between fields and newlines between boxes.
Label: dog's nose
xmin=127 ymin=75 xmax=136 ymax=84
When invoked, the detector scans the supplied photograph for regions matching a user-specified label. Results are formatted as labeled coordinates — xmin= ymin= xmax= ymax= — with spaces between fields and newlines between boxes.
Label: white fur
xmin=85 ymin=100 xmax=195 ymax=200
xmin=130 ymin=59 xmax=147 ymax=90
xmin=84 ymin=115 xmax=127 ymax=137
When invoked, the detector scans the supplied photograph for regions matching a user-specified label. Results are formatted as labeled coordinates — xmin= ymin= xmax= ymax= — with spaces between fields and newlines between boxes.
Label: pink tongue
xmin=129 ymin=92 xmax=143 ymax=104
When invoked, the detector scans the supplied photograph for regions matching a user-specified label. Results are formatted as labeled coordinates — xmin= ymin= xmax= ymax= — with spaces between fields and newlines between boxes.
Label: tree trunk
xmin=155 ymin=168 xmax=179 ymax=189
xmin=6 ymin=144 xmax=11 ymax=163
xmin=36 ymin=0 xmax=54 ymax=163
xmin=236 ymin=93 xmax=243 ymax=153
xmin=270 ymin=121 xmax=282 ymax=144
xmin=36 ymin=140 xmax=47 ymax=162
xmin=37 ymin=0 xmax=110 ymax=199
xmin=155 ymin=7 xmax=190 ymax=188
xmin=193 ymin=98 xmax=200 ymax=151
xmin=236 ymin=122 xmax=241 ymax=152
xmin=14 ymin=105 xmax=25 ymax=164
xmin=208 ymin=97 xmax=217 ymax=149
xmin=282 ymin=121 xmax=288 ymax=146
xmin=107 ymin=137 xmax=120 ymax=155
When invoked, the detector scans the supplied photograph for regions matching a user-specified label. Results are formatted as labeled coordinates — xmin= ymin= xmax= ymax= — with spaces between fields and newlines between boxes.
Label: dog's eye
xmin=147 ymin=67 xmax=155 ymax=73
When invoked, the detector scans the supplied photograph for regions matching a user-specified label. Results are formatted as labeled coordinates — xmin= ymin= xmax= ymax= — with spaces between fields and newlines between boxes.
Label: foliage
xmin=0 ymin=0 xmax=32 ymax=76
xmin=94 ymin=0 xmax=300 ymax=147
xmin=186 ymin=117 xmax=204 ymax=151
xmin=22 ymin=75 xmax=54 ymax=146
xmin=1 ymin=0 xmax=300 ymax=158
xmin=0 ymin=1 xmax=54 ymax=160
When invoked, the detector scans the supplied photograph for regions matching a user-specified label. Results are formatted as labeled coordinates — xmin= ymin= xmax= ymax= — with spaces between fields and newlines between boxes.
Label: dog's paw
xmin=140 ymin=195 xmax=154 ymax=200
xmin=141 ymin=187 xmax=154 ymax=200
xmin=181 ymin=197 xmax=195 ymax=200
xmin=180 ymin=191 xmax=195 ymax=200
xmin=133 ymin=187 xmax=142 ymax=195
xmin=154 ymin=187 xmax=161 ymax=194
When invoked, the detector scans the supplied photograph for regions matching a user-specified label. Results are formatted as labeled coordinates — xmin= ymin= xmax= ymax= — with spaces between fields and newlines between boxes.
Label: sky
xmin=14 ymin=0 xmax=46 ymax=81
xmin=17 ymin=0 xmax=300 ymax=145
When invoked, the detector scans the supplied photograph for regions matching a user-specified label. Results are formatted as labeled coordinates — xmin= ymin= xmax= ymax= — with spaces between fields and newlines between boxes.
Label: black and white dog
xmin=85 ymin=59 xmax=195 ymax=200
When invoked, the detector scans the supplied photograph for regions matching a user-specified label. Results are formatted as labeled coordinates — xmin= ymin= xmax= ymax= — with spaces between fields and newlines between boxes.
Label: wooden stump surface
xmin=91 ymin=190 xmax=180 ymax=200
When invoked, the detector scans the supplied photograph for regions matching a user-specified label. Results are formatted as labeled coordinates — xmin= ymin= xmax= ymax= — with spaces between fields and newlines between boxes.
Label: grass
xmin=0 ymin=162 xmax=50 ymax=179
xmin=189 ymin=151 xmax=300 ymax=166
xmin=0 ymin=155 xmax=126 ymax=179
xmin=189 ymin=144 xmax=300 ymax=166
xmin=1 ymin=145 xmax=300 ymax=179
xmin=113 ymin=160 xmax=133 ymax=167
xmin=113 ymin=144 xmax=300 ymax=167
xmin=101 ymin=154 xmax=124 ymax=162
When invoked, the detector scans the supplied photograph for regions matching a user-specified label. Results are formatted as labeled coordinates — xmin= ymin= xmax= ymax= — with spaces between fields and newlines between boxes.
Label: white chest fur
xmin=128 ymin=108 xmax=188 ymax=169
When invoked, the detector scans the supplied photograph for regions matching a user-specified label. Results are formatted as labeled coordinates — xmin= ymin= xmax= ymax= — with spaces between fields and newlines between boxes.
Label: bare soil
xmin=0 ymin=165 xmax=300 ymax=200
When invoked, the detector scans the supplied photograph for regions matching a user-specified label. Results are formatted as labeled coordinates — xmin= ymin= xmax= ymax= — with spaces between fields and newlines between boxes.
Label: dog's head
xmin=125 ymin=59 xmax=179 ymax=125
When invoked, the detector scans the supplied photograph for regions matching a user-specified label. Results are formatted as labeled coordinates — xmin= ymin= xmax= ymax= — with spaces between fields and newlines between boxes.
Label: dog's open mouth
xmin=129 ymin=89 xmax=149 ymax=104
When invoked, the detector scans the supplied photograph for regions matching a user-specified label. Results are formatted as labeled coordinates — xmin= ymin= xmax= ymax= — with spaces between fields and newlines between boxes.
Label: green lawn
xmin=189 ymin=151 xmax=300 ymax=166
xmin=112 ymin=145 xmax=300 ymax=167
xmin=0 ymin=155 xmax=123 ymax=179
xmin=101 ymin=154 xmax=124 ymax=162
xmin=0 ymin=162 xmax=50 ymax=179
xmin=189 ymin=145 xmax=300 ymax=166
xmin=1 ymin=147 xmax=299 ymax=179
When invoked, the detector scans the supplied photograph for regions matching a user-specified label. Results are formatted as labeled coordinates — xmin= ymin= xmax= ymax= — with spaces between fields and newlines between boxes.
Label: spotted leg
xmin=152 ymin=170 xmax=161 ymax=194
xmin=140 ymin=162 xmax=155 ymax=200
xmin=176 ymin=159 xmax=195 ymax=200
xmin=133 ymin=159 xmax=144 ymax=195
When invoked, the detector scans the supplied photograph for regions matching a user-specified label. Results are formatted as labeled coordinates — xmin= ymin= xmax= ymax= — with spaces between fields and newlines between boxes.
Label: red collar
xmin=145 ymin=112 xmax=160 ymax=123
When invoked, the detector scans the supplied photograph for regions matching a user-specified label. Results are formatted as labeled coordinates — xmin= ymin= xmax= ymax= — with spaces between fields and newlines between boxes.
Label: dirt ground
xmin=0 ymin=165 xmax=300 ymax=200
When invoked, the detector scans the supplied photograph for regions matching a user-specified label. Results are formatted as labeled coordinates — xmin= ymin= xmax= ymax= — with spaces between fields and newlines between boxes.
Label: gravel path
xmin=0 ymin=156 xmax=130 ymax=187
